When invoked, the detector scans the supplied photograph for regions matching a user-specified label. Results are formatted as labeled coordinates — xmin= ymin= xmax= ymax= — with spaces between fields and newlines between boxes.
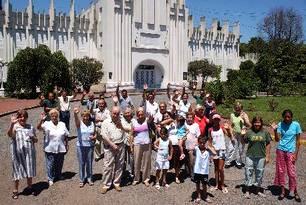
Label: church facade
xmin=0 ymin=0 xmax=240 ymax=90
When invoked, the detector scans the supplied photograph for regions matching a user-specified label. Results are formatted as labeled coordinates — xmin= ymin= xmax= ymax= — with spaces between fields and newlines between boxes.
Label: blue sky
xmin=8 ymin=0 xmax=306 ymax=42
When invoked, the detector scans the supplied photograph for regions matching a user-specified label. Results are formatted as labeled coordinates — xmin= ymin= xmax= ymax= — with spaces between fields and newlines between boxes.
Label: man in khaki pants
xmin=100 ymin=106 xmax=126 ymax=194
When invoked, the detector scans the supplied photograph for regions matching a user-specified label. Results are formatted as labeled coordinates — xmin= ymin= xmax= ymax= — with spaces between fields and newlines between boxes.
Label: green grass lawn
xmin=217 ymin=96 xmax=306 ymax=130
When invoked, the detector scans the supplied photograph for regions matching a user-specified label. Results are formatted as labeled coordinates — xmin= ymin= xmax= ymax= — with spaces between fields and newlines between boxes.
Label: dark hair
xmin=16 ymin=109 xmax=29 ymax=119
xmin=162 ymin=111 xmax=173 ymax=121
xmin=198 ymin=136 xmax=208 ymax=144
xmin=282 ymin=109 xmax=293 ymax=118
xmin=160 ymin=127 xmax=168 ymax=135
xmin=121 ymin=89 xmax=127 ymax=93
xmin=251 ymin=116 xmax=263 ymax=131
xmin=186 ymin=112 xmax=195 ymax=118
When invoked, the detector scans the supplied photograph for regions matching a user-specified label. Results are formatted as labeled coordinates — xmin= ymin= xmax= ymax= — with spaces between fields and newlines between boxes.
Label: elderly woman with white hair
xmin=132 ymin=107 xmax=155 ymax=186
xmin=37 ymin=109 xmax=69 ymax=186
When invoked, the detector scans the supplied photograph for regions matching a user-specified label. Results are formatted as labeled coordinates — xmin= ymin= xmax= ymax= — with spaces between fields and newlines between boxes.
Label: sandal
xmin=209 ymin=186 xmax=218 ymax=192
xmin=12 ymin=191 xmax=18 ymax=199
xmin=155 ymin=184 xmax=161 ymax=190
xmin=79 ymin=182 xmax=84 ymax=188
xmin=222 ymin=187 xmax=228 ymax=194
xmin=294 ymin=193 xmax=302 ymax=203
xmin=195 ymin=198 xmax=201 ymax=204
xmin=165 ymin=184 xmax=170 ymax=189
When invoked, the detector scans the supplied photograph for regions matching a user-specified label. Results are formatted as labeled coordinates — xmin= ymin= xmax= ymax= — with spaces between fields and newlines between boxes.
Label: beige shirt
xmin=58 ymin=96 xmax=74 ymax=111
xmin=100 ymin=118 xmax=125 ymax=144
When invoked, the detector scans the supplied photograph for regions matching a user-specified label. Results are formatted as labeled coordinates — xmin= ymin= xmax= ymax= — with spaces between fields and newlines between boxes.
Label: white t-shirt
xmin=154 ymin=111 xmax=163 ymax=124
xmin=210 ymin=128 xmax=226 ymax=150
xmin=178 ymin=100 xmax=191 ymax=118
xmin=145 ymin=100 xmax=159 ymax=117
xmin=58 ymin=96 xmax=74 ymax=111
xmin=42 ymin=121 xmax=69 ymax=153
xmin=194 ymin=146 xmax=210 ymax=175
xmin=167 ymin=123 xmax=178 ymax=145
xmin=185 ymin=123 xmax=201 ymax=150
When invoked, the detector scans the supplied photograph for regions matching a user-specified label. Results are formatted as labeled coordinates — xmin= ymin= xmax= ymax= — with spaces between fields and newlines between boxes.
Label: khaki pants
xmin=133 ymin=144 xmax=152 ymax=182
xmin=101 ymin=143 xmax=125 ymax=188
xmin=95 ymin=127 xmax=104 ymax=159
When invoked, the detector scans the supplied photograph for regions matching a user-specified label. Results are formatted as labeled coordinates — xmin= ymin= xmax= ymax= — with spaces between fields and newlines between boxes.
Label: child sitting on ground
xmin=154 ymin=127 xmax=173 ymax=190
xmin=194 ymin=137 xmax=216 ymax=203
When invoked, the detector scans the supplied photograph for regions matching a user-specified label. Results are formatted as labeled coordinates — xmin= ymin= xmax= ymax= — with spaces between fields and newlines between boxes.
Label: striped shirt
xmin=10 ymin=123 xmax=36 ymax=180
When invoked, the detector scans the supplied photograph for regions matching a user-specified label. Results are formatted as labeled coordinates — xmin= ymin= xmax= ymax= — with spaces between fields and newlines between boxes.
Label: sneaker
xmin=165 ymin=184 xmax=170 ymax=189
xmin=175 ymin=177 xmax=180 ymax=184
xmin=195 ymin=198 xmax=201 ymax=204
xmin=100 ymin=187 xmax=108 ymax=194
xmin=114 ymin=185 xmax=122 ymax=192
xmin=48 ymin=180 xmax=54 ymax=186
xmin=210 ymin=186 xmax=218 ymax=192
xmin=222 ymin=187 xmax=228 ymax=194
xmin=235 ymin=161 xmax=242 ymax=166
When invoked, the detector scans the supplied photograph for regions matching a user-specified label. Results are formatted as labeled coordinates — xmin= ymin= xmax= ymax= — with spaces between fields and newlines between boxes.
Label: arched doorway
xmin=134 ymin=60 xmax=164 ymax=89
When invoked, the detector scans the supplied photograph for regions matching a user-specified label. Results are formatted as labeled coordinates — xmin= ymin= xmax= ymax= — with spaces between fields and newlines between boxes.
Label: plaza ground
xmin=0 ymin=95 xmax=305 ymax=204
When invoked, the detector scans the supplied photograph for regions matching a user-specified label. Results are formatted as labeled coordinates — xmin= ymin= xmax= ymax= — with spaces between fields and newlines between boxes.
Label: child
xmin=154 ymin=127 xmax=173 ymax=189
xmin=194 ymin=137 xmax=216 ymax=203
xmin=208 ymin=113 xmax=233 ymax=194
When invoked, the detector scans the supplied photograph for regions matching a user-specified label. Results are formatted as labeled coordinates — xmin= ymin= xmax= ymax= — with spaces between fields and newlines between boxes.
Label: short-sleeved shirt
xmin=185 ymin=123 xmax=201 ymax=150
xmin=77 ymin=121 xmax=95 ymax=147
xmin=277 ymin=121 xmax=302 ymax=153
xmin=100 ymin=118 xmax=125 ymax=144
xmin=194 ymin=96 xmax=204 ymax=105
xmin=93 ymin=108 xmax=110 ymax=127
xmin=42 ymin=121 xmax=69 ymax=153
xmin=194 ymin=146 xmax=210 ymax=175
xmin=82 ymin=99 xmax=98 ymax=110
xmin=178 ymin=100 xmax=191 ymax=118
xmin=42 ymin=99 xmax=59 ymax=120
xmin=245 ymin=129 xmax=272 ymax=158
xmin=166 ymin=123 xmax=178 ymax=145
xmin=132 ymin=119 xmax=151 ymax=145
xmin=119 ymin=96 xmax=133 ymax=111
xmin=58 ymin=96 xmax=74 ymax=112
xmin=145 ymin=100 xmax=159 ymax=117
xmin=194 ymin=116 xmax=208 ymax=136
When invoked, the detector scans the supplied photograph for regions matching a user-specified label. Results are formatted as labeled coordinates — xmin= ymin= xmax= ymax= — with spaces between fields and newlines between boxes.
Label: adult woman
xmin=227 ymin=102 xmax=251 ymax=168
xmin=7 ymin=110 xmax=38 ymax=199
xmin=74 ymin=108 xmax=96 ymax=187
xmin=132 ymin=107 xmax=154 ymax=186
xmin=243 ymin=116 xmax=271 ymax=199
xmin=37 ymin=109 xmax=69 ymax=186
xmin=272 ymin=109 xmax=302 ymax=202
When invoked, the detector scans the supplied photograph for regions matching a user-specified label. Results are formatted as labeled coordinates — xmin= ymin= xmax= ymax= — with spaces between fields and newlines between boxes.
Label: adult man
xmin=194 ymin=105 xmax=209 ymax=136
xmin=142 ymin=84 xmax=159 ymax=117
xmin=100 ymin=106 xmax=126 ymax=194
xmin=167 ymin=83 xmax=181 ymax=110
xmin=116 ymin=82 xmax=134 ymax=111
xmin=92 ymin=99 xmax=111 ymax=161
xmin=58 ymin=89 xmax=77 ymax=130
xmin=191 ymin=89 xmax=206 ymax=106
xmin=40 ymin=92 xmax=59 ymax=121
xmin=81 ymin=91 xmax=98 ymax=112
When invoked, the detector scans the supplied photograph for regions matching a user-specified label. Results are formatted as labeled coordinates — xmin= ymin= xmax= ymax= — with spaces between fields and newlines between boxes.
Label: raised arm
xmin=271 ymin=122 xmax=280 ymax=142
xmin=73 ymin=107 xmax=81 ymax=128
xmin=167 ymin=83 xmax=171 ymax=99
xmin=37 ymin=112 xmax=46 ymax=131
xmin=116 ymin=82 xmax=120 ymax=99
xmin=80 ymin=91 xmax=87 ymax=105
xmin=7 ymin=115 xmax=18 ymax=138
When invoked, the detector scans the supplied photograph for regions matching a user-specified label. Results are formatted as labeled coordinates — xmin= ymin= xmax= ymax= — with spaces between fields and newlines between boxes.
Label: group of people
xmin=7 ymin=83 xmax=302 ymax=203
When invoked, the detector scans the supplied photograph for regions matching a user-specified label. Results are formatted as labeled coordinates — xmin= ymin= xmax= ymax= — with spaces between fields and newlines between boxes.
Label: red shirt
xmin=194 ymin=115 xmax=208 ymax=136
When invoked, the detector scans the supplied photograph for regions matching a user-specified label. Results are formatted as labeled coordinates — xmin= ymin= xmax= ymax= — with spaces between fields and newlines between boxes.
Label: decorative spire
xmin=27 ymin=0 xmax=33 ymax=13
xmin=69 ymin=0 xmax=75 ymax=29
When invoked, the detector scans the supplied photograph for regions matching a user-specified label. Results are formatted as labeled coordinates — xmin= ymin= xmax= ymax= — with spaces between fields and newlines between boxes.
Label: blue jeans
xmin=77 ymin=146 xmax=94 ymax=182
xmin=245 ymin=156 xmax=265 ymax=187
xmin=60 ymin=111 xmax=70 ymax=131
xmin=45 ymin=152 xmax=65 ymax=182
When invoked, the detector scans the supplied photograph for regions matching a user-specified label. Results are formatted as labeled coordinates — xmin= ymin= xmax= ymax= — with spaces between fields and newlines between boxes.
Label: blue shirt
xmin=277 ymin=121 xmax=302 ymax=153
xmin=77 ymin=121 xmax=95 ymax=147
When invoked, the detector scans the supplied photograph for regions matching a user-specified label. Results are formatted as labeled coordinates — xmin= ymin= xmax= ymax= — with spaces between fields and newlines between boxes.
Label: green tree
xmin=6 ymin=45 xmax=71 ymax=98
xmin=188 ymin=59 xmax=219 ymax=88
xmin=71 ymin=57 xmax=103 ymax=90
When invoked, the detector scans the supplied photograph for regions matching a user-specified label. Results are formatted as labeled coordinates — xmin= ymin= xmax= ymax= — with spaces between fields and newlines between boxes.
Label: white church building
xmin=0 ymin=0 xmax=240 ymax=91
